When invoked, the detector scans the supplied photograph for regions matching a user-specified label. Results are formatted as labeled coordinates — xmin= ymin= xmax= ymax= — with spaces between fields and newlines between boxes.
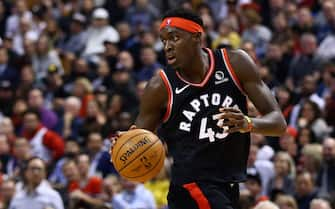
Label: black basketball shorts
xmin=167 ymin=181 xmax=240 ymax=209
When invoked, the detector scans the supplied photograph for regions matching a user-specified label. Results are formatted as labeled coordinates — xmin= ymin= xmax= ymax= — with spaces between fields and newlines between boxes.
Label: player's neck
xmin=178 ymin=48 xmax=209 ymax=83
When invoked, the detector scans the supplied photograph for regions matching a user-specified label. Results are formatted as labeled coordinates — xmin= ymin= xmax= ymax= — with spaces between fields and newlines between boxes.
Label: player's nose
xmin=164 ymin=40 xmax=173 ymax=52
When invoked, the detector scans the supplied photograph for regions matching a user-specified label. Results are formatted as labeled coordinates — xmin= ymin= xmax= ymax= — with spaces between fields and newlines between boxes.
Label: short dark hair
xmin=162 ymin=8 xmax=204 ymax=28
xmin=23 ymin=108 xmax=41 ymax=120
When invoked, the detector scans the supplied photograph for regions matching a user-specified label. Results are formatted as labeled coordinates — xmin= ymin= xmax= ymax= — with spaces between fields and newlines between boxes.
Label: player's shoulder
xmin=224 ymin=48 xmax=251 ymax=64
xmin=141 ymin=70 xmax=168 ymax=107
xmin=145 ymin=70 xmax=166 ymax=93
xmin=222 ymin=48 xmax=259 ymax=81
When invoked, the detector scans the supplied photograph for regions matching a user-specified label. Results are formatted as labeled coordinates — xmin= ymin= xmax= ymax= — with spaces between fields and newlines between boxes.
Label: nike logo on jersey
xmin=215 ymin=71 xmax=229 ymax=85
xmin=175 ymin=84 xmax=190 ymax=94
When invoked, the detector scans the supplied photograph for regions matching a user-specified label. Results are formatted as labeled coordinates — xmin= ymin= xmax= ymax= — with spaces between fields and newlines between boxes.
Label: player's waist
xmin=170 ymin=164 xmax=247 ymax=185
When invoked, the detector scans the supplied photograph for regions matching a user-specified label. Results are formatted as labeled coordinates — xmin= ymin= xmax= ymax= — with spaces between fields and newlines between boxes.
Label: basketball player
xmin=112 ymin=8 xmax=287 ymax=209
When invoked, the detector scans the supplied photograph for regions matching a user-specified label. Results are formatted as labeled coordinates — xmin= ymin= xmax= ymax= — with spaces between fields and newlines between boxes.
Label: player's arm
xmin=220 ymin=49 xmax=287 ymax=136
xmin=134 ymin=72 xmax=168 ymax=132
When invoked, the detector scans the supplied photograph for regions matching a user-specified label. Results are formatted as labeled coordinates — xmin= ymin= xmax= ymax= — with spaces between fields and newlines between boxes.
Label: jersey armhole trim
xmin=221 ymin=48 xmax=246 ymax=95
xmin=159 ymin=70 xmax=173 ymax=123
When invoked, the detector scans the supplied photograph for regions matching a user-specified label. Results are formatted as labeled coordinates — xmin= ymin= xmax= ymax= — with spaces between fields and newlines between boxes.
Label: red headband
xmin=159 ymin=17 xmax=204 ymax=33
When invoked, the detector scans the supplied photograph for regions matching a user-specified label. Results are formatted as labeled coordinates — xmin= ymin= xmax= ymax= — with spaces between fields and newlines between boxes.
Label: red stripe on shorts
xmin=183 ymin=182 xmax=211 ymax=209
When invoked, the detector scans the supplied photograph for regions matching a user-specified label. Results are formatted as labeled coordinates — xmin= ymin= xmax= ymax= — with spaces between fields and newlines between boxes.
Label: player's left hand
xmin=216 ymin=107 xmax=250 ymax=133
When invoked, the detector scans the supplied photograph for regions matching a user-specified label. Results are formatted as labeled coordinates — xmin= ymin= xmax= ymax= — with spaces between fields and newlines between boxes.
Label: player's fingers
xmin=116 ymin=131 xmax=126 ymax=137
xmin=221 ymin=119 xmax=244 ymax=128
xmin=218 ymin=112 xmax=244 ymax=120
xmin=129 ymin=125 xmax=137 ymax=130
xmin=226 ymin=126 xmax=241 ymax=133
xmin=220 ymin=119 xmax=237 ymax=127
xmin=219 ymin=107 xmax=241 ymax=113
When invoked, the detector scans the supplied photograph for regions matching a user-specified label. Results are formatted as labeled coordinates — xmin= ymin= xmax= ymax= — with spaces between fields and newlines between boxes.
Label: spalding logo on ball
xmin=111 ymin=129 xmax=165 ymax=183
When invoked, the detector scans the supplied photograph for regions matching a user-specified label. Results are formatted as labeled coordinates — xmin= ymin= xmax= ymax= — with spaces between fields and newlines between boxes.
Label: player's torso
xmin=158 ymin=48 xmax=250 ymax=184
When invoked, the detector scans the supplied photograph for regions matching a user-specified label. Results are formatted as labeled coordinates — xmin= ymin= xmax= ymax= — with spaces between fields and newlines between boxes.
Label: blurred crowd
xmin=0 ymin=0 xmax=334 ymax=209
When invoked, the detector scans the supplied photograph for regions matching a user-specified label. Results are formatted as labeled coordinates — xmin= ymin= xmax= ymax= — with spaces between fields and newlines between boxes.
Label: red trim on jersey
xmin=183 ymin=182 xmax=211 ymax=209
xmin=221 ymin=48 xmax=246 ymax=95
xmin=159 ymin=70 xmax=173 ymax=122
xmin=176 ymin=48 xmax=215 ymax=87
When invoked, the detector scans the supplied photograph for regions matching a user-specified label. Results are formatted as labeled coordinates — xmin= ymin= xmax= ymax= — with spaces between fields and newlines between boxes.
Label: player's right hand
xmin=109 ymin=125 xmax=137 ymax=160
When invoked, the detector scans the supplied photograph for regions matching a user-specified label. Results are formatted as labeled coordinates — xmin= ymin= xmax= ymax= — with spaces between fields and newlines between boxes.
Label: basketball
xmin=111 ymin=129 xmax=165 ymax=183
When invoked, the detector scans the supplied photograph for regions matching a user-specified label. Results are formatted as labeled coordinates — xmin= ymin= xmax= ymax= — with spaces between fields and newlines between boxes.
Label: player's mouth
xmin=167 ymin=56 xmax=176 ymax=65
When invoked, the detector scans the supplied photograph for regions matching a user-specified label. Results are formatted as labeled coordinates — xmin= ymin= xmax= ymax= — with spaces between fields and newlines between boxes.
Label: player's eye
xmin=173 ymin=35 xmax=180 ymax=41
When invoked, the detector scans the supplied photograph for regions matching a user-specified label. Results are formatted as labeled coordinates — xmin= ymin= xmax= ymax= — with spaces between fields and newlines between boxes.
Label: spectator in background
xmin=42 ymin=64 xmax=68 ymax=109
xmin=247 ymin=143 xmax=274 ymax=196
xmin=296 ymin=100 xmax=330 ymax=142
xmin=0 ymin=1 xmax=7 ymax=38
xmin=294 ymin=171 xmax=318 ymax=209
xmin=137 ymin=46 xmax=162 ymax=82
xmin=0 ymin=179 xmax=16 ymax=209
xmin=274 ymin=86 xmax=294 ymax=122
xmin=112 ymin=177 xmax=156 ymax=209
xmin=94 ymin=86 xmax=109 ymax=113
xmin=315 ymin=0 xmax=335 ymax=41
xmin=0 ymin=47 xmax=18 ymax=87
xmin=6 ymin=138 xmax=32 ymax=180
xmin=289 ymin=75 xmax=325 ymax=129
xmin=92 ymin=59 xmax=112 ymax=90
xmin=0 ymin=80 xmax=15 ymax=117
xmin=241 ymin=40 xmax=259 ymax=65
xmin=100 ymin=175 xmax=122 ymax=203
xmin=317 ymin=137 xmax=335 ymax=198
xmin=291 ymin=7 xmax=316 ymax=37
xmin=86 ymin=132 xmax=117 ymax=177
xmin=267 ymin=152 xmax=296 ymax=199
xmin=116 ymin=21 xmax=136 ymax=50
xmin=11 ymin=16 xmax=39 ymax=56
xmin=70 ymin=77 xmax=94 ymax=118
xmin=48 ymin=140 xmax=80 ymax=193
xmin=310 ymin=198 xmax=332 ymax=209
xmin=263 ymin=40 xmax=291 ymax=84
xmin=318 ymin=61 xmax=335 ymax=99
xmin=83 ymin=8 xmax=119 ymax=58
xmin=11 ymin=99 xmax=28 ymax=134
xmin=16 ymin=65 xmax=36 ymax=100
xmin=297 ymin=128 xmax=317 ymax=149
xmin=241 ymin=8 xmax=272 ymax=58
xmin=64 ymin=155 xmax=104 ymax=209
xmin=21 ymin=109 xmax=64 ymax=164
xmin=0 ymin=117 xmax=16 ymax=146
xmin=275 ymin=194 xmax=298 ymax=209
xmin=32 ymin=34 xmax=64 ymax=82
xmin=212 ymin=19 xmax=241 ymax=50
xmin=102 ymin=94 xmax=124 ymax=137
xmin=144 ymin=164 xmax=170 ymax=209
xmin=27 ymin=88 xmax=58 ymax=130
xmin=317 ymin=1 xmax=335 ymax=60
xmin=9 ymin=157 xmax=64 ymax=209
xmin=245 ymin=168 xmax=268 ymax=205
xmin=57 ymin=13 xmax=88 ymax=58
xmin=5 ymin=0 xmax=32 ymax=36
xmin=80 ymin=100 xmax=106 ymax=139
xmin=324 ymin=66 xmax=335 ymax=129
xmin=126 ymin=0 xmax=159 ymax=33
xmin=279 ymin=127 xmax=298 ymax=160
xmin=103 ymin=38 xmax=119 ymax=70
xmin=0 ymin=134 xmax=10 ymax=174
xmin=299 ymin=144 xmax=322 ymax=181
xmin=287 ymin=33 xmax=322 ymax=89
xmin=56 ymin=96 xmax=83 ymax=141
xmin=254 ymin=201 xmax=279 ymax=209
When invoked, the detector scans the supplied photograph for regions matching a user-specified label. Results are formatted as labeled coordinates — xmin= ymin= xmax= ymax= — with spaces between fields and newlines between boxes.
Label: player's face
xmin=160 ymin=27 xmax=195 ymax=69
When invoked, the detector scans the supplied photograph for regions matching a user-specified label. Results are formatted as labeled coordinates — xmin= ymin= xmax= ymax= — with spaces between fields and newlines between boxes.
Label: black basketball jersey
xmin=157 ymin=48 xmax=250 ymax=185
